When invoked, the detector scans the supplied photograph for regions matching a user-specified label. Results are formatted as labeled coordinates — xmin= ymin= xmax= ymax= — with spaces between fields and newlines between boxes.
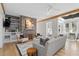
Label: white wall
xmin=37 ymin=21 xmax=46 ymax=37
xmin=0 ymin=4 xmax=4 ymax=48
xmin=37 ymin=19 xmax=58 ymax=37
xmin=52 ymin=19 xmax=58 ymax=37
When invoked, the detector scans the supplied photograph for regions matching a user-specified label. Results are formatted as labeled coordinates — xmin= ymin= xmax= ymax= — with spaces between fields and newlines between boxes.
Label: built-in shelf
xmin=5 ymin=15 xmax=20 ymax=32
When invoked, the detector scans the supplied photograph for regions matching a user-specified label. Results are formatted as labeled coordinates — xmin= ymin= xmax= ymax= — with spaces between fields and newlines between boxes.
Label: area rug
xmin=16 ymin=41 xmax=33 ymax=56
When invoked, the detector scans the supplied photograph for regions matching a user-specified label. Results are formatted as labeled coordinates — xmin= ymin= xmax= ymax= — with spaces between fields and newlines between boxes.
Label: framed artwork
xmin=24 ymin=18 xmax=34 ymax=29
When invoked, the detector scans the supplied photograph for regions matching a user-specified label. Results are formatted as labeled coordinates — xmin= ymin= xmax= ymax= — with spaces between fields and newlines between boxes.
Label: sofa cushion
xmin=40 ymin=38 xmax=49 ymax=46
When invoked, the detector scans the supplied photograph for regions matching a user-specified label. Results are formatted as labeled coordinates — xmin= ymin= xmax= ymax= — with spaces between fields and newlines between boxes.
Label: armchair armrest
xmin=33 ymin=42 xmax=46 ymax=56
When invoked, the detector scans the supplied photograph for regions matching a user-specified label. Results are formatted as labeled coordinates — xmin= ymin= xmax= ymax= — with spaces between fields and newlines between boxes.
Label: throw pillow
xmin=40 ymin=38 xmax=49 ymax=46
xmin=40 ymin=38 xmax=44 ymax=45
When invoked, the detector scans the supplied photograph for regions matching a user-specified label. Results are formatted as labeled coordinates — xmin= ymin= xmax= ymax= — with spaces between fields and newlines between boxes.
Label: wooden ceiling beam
xmin=38 ymin=8 xmax=79 ymax=23
xmin=1 ymin=3 xmax=5 ymax=14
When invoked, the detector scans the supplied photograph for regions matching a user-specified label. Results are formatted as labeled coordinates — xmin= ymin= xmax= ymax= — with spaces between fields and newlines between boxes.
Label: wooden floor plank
xmin=0 ymin=40 xmax=79 ymax=56
xmin=3 ymin=43 xmax=20 ymax=56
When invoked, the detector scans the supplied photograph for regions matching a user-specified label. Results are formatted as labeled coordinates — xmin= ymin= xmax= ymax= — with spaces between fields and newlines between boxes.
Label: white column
xmin=0 ymin=14 xmax=3 ymax=48
xmin=63 ymin=23 xmax=66 ymax=34
xmin=0 ymin=4 xmax=4 ymax=48
xmin=69 ymin=23 xmax=72 ymax=33
xmin=60 ymin=24 xmax=63 ymax=34
xmin=76 ymin=22 xmax=79 ymax=39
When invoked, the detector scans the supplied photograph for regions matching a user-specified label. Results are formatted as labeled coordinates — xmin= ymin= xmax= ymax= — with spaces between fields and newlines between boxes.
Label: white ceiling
xmin=3 ymin=3 xmax=79 ymax=20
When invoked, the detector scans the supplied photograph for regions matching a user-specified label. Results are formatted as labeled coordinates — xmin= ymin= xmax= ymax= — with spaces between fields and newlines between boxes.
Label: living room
xmin=0 ymin=3 xmax=79 ymax=56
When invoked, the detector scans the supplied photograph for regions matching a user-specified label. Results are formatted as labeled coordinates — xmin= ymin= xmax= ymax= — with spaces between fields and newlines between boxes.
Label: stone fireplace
xmin=20 ymin=16 xmax=36 ymax=40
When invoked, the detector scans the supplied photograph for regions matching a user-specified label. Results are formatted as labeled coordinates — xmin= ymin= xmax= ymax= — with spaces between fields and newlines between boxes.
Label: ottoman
xmin=27 ymin=48 xmax=38 ymax=56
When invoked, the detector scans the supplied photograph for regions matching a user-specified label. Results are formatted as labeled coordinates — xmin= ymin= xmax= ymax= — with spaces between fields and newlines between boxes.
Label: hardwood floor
xmin=0 ymin=48 xmax=3 ymax=56
xmin=0 ymin=40 xmax=79 ymax=56
xmin=3 ymin=43 xmax=20 ymax=56
xmin=55 ymin=40 xmax=79 ymax=56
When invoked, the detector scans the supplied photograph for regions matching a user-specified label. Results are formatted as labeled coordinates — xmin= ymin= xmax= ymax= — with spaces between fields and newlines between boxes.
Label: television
xmin=3 ymin=17 xmax=11 ymax=27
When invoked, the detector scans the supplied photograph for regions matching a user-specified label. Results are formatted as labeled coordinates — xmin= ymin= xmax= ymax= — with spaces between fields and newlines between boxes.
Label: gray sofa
xmin=33 ymin=35 xmax=67 ymax=56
